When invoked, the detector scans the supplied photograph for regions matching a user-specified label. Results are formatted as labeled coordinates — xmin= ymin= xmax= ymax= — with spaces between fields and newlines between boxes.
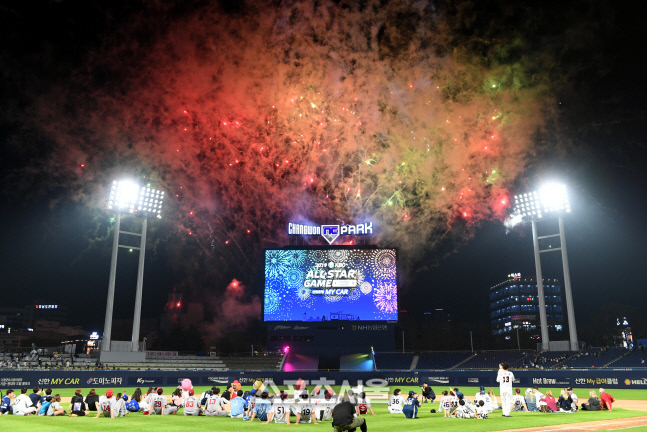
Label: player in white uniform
xmin=568 ymin=388 xmax=579 ymax=411
xmin=439 ymin=391 xmax=453 ymax=417
xmin=183 ymin=389 xmax=203 ymax=416
xmin=357 ymin=392 xmax=376 ymax=416
xmin=270 ymin=393 xmax=294 ymax=424
xmin=512 ymin=388 xmax=528 ymax=411
xmin=532 ymin=387 xmax=547 ymax=410
xmin=316 ymin=391 xmax=337 ymax=421
xmin=294 ymin=393 xmax=319 ymax=424
xmin=388 ymin=389 xmax=406 ymax=414
xmin=12 ymin=389 xmax=36 ymax=416
xmin=475 ymin=400 xmax=489 ymax=419
xmin=497 ymin=362 xmax=515 ymax=417
xmin=453 ymin=399 xmax=474 ymax=418
xmin=94 ymin=390 xmax=116 ymax=418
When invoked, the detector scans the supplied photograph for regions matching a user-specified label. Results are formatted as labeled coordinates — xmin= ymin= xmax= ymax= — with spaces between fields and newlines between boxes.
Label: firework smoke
xmin=6 ymin=1 xmax=556 ymax=320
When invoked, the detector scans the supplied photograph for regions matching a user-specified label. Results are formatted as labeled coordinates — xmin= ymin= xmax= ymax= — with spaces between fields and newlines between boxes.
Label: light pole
xmin=104 ymin=180 xmax=164 ymax=353
xmin=512 ymin=183 xmax=578 ymax=351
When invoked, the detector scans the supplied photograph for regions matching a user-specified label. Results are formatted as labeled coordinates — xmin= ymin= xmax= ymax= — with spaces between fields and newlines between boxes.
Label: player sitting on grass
xmin=271 ymin=392 xmax=293 ymax=424
xmin=357 ymin=391 xmax=376 ymax=416
xmin=475 ymin=400 xmax=489 ymax=419
xmin=245 ymin=389 xmax=257 ymax=418
xmin=204 ymin=388 xmax=229 ymax=416
xmin=69 ymin=389 xmax=87 ymax=416
xmin=452 ymin=399 xmax=474 ymax=418
xmin=403 ymin=390 xmax=420 ymax=419
xmin=115 ymin=393 xmax=128 ymax=417
xmin=512 ymin=388 xmax=529 ymax=412
xmin=13 ymin=388 xmax=37 ymax=416
xmin=294 ymin=392 xmax=319 ymax=424
xmin=183 ymin=389 xmax=203 ymax=416
xmin=388 ymin=389 xmax=405 ymax=414
xmin=439 ymin=391 xmax=452 ymax=417
xmin=229 ymin=390 xmax=247 ymax=418
xmin=247 ymin=391 xmax=272 ymax=423
xmin=48 ymin=394 xmax=66 ymax=416
xmin=144 ymin=387 xmax=167 ymax=416
xmin=94 ymin=390 xmax=116 ymax=418
xmin=37 ymin=396 xmax=52 ymax=416
xmin=1 ymin=389 xmax=15 ymax=415
xmin=317 ymin=390 xmax=336 ymax=421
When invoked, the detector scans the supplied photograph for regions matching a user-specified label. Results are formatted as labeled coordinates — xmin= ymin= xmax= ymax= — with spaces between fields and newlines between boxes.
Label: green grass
xmin=2 ymin=386 xmax=645 ymax=432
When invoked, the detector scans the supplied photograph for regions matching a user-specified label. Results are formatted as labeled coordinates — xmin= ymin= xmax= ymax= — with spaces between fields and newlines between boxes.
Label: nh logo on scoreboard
xmin=321 ymin=225 xmax=340 ymax=244
xmin=288 ymin=222 xmax=373 ymax=244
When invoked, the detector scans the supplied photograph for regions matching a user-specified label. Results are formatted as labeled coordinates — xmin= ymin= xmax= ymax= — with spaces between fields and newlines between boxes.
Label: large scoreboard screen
xmin=264 ymin=248 xmax=397 ymax=321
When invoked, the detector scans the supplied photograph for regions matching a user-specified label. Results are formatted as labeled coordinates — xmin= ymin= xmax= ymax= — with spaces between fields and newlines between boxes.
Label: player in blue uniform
xmin=403 ymin=390 xmax=421 ymax=419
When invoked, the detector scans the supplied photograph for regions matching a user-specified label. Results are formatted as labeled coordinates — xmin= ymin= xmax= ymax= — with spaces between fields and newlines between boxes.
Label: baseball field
xmin=2 ymin=386 xmax=646 ymax=431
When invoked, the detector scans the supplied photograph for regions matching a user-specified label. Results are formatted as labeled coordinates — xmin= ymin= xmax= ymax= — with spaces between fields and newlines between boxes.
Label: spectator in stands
xmin=69 ymin=389 xmax=87 ymax=416
xmin=540 ymin=390 xmax=557 ymax=412
xmin=1 ymin=390 xmax=15 ymax=415
xmin=29 ymin=387 xmax=43 ymax=409
xmin=86 ymin=389 xmax=100 ymax=412
xmin=599 ymin=388 xmax=615 ymax=411
xmin=581 ymin=390 xmax=600 ymax=411
xmin=557 ymin=388 xmax=574 ymax=412
xmin=421 ymin=382 xmax=435 ymax=403
xmin=524 ymin=389 xmax=538 ymax=412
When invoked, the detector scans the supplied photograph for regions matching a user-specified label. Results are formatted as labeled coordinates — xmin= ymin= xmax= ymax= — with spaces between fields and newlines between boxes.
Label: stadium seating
xmin=456 ymin=350 xmax=528 ymax=369
xmin=561 ymin=348 xmax=624 ymax=368
xmin=605 ymin=349 xmax=646 ymax=368
xmin=374 ymin=352 xmax=414 ymax=370
xmin=415 ymin=352 xmax=473 ymax=370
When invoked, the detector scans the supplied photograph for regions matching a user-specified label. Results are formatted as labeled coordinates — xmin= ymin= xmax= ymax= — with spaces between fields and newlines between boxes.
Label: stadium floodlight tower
xmin=103 ymin=179 xmax=164 ymax=357
xmin=512 ymin=183 xmax=578 ymax=351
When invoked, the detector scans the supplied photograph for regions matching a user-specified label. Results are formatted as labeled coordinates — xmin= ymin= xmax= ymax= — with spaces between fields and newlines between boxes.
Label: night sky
xmin=1 ymin=0 xmax=645 ymax=349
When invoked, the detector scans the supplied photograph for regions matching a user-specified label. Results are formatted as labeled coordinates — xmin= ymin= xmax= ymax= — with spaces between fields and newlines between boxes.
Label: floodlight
xmin=107 ymin=180 xmax=164 ymax=218
xmin=512 ymin=183 xmax=569 ymax=221
xmin=507 ymin=181 xmax=578 ymax=352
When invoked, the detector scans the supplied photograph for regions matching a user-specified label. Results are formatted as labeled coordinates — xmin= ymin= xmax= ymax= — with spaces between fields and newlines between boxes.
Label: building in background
xmin=490 ymin=274 xmax=564 ymax=343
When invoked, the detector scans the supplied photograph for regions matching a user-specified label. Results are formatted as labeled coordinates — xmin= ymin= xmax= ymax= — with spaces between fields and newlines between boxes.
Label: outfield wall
xmin=1 ymin=369 xmax=646 ymax=390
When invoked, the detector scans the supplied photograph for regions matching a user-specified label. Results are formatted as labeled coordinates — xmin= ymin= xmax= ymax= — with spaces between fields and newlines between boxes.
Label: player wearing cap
xmin=474 ymin=386 xmax=492 ymax=413
xmin=402 ymin=390 xmax=421 ymax=419
xmin=245 ymin=388 xmax=257 ymax=417
xmin=512 ymin=389 xmax=528 ymax=412
xmin=271 ymin=392 xmax=294 ymax=424
xmin=184 ymin=389 xmax=203 ymax=416
xmin=316 ymin=390 xmax=337 ymax=421
xmin=388 ymin=389 xmax=406 ymax=414
xmin=357 ymin=391 xmax=375 ymax=416
xmin=94 ymin=390 xmax=116 ymax=418
xmin=145 ymin=388 xmax=167 ymax=416
xmin=496 ymin=362 xmax=515 ymax=417
xmin=295 ymin=392 xmax=319 ymax=424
